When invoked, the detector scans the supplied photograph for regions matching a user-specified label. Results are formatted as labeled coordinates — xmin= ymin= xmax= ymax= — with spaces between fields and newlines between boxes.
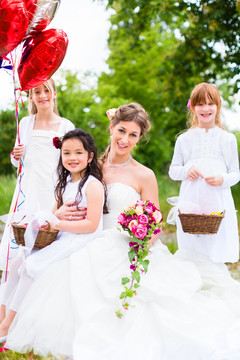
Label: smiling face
xmin=110 ymin=121 xmax=142 ymax=154
xmin=30 ymin=83 xmax=56 ymax=111
xmin=61 ymin=138 xmax=93 ymax=181
xmin=194 ymin=96 xmax=217 ymax=129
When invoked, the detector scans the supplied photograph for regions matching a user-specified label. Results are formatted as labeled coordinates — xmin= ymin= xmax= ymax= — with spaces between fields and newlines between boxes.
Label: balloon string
xmin=4 ymin=53 xmax=25 ymax=280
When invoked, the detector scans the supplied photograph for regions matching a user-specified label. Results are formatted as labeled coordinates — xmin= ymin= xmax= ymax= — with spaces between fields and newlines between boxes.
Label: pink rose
xmin=136 ymin=200 xmax=145 ymax=207
xmin=129 ymin=220 xmax=138 ymax=231
xmin=106 ymin=108 xmax=117 ymax=121
xmin=152 ymin=210 xmax=163 ymax=223
xmin=144 ymin=204 xmax=153 ymax=215
xmin=132 ymin=224 xmax=148 ymax=239
xmin=117 ymin=213 xmax=129 ymax=226
xmin=138 ymin=214 xmax=149 ymax=225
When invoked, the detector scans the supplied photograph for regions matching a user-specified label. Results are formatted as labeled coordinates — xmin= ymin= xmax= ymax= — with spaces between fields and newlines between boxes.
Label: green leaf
xmin=134 ymin=283 xmax=140 ymax=289
xmin=142 ymin=250 xmax=149 ymax=259
xmin=122 ymin=277 xmax=130 ymax=285
xmin=132 ymin=270 xmax=140 ymax=283
xmin=128 ymin=249 xmax=136 ymax=262
xmin=116 ymin=310 xmax=123 ymax=318
xmin=125 ymin=289 xmax=134 ymax=297
xmin=139 ymin=259 xmax=149 ymax=273
xmin=120 ymin=291 xmax=126 ymax=299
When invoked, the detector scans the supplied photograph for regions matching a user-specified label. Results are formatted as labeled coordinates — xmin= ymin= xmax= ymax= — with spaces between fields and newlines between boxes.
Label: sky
xmin=0 ymin=0 xmax=239 ymax=130
xmin=0 ymin=0 xmax=111 ymax=109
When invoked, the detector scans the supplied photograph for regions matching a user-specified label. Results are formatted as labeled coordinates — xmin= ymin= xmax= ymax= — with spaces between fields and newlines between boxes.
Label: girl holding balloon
xmin=0 ymin=78 xmax=75 ymax=273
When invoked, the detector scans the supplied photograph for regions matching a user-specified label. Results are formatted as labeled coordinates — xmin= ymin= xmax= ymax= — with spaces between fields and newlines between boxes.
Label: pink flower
xmin=152 ymin=210 xmax=163 ymax=223
xmin=136 ymin=200 xmax=145 ymax=207
xmin=153 ymin=228 xmax=161 ymax=235
xmin=117 ymin=213 xmax=129 ymax=226
xmin=135 ymin=206 xmax=143 ymax=215
xmin=106 ymin=108 xmax=117 ymax=120
xmin=138 ymin=214 xmax=149 ymax=225
xmin=130 ymin=264 xmax=136 ymax=271
xmin=144 ymin=204 xmax=153 ymax=215
xmin=187 ymin=99 xmax=191 ymax=109
xmin=132 ymin=224 xmax=148 ymax=239
xmin=129 ymin=220 xmax=138 ymax=231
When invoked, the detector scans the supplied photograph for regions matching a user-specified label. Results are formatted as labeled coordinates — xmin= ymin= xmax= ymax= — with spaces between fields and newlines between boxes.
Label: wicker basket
xmin=178 ymin=209 xmax=225 ymax=235
xmin=12 ymin=221 xmax=59 ymax=249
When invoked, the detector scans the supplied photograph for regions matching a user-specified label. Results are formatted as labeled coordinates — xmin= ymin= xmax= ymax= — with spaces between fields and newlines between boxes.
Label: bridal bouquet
xmin=116 ymin=200 xmax=163 ymax=318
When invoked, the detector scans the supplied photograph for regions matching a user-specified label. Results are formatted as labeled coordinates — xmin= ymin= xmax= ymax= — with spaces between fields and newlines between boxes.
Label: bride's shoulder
xmin=132 ymin=160 xmax=156 ymax=181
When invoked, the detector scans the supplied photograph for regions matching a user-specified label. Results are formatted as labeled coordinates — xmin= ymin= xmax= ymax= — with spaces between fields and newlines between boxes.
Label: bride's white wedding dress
xmin=6 ymin=183 xmax=240 ymax=359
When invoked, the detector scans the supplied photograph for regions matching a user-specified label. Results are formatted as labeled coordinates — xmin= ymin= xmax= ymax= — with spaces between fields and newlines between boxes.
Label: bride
xmin=4 ymin=103 xmax=240 ymax=359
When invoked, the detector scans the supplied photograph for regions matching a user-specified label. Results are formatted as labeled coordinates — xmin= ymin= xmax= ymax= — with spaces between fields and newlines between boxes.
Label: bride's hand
xmin=54 ymin=201 xmax=87 ymax=221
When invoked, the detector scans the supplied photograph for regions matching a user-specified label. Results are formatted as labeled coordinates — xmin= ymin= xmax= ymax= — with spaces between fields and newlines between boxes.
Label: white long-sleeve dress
xmin=6 ymin=183 xmax=240 ymax=360
xmin=0 ymin=115 xmax=75 ymax=271
xmin=168 ymin=126 xmax=240 ymax=263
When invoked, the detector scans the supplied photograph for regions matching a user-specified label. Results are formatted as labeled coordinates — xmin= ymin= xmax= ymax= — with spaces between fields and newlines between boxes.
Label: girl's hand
xmin=187 ymin=166 xmax=204 ymax=181
xmin=205 ymin=175 xmax=223 ymax=186
xmin=13 ymin=144 xmax=24 ymax=160
xmin=54 ymin=201 xmax=87 ymax=221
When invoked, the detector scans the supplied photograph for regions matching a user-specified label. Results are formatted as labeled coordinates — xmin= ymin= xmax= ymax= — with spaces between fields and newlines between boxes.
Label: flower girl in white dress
xmin=168 ymin=82 xmax=240 ymax=263
xmin=4 ymin=103 xmax=240 ymax=359
xmin=0 ymin=78 xmax=75 ymax=273
xmin=0 ymin=129 xmax=105 ymax=341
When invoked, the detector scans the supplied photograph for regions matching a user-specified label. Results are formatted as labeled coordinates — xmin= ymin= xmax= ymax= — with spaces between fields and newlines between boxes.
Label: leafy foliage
xmin=95 ymin=0 xmax=240 ymax=171
xmin=1 ymin=1 xmax=240 ymax=175
xmin=0 ymin=109 xmax=17 ymax=175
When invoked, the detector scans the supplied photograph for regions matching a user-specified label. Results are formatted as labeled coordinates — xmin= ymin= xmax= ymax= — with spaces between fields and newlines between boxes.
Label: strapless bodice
xmin=103 ymin=183 xmax=140 ymax=230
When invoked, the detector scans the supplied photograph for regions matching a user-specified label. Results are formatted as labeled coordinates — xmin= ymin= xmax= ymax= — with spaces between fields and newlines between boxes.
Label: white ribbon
xmin=23 ymin=210 xmax=60 ymax=256
xmin=167 ymin=178 xmax=224 ymax=225
xmin=166 ymin=197 xmax=179 ymax=225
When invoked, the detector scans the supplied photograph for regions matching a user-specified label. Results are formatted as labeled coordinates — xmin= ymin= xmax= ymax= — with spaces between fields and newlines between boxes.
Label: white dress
xmin=168 ymin=126 xmax=240 ymax=263
xmin=24 ymin=175 xmax=104 ymax=279
xmin=0 ymin=115 xmax=75 ymax=270
xmin=6 ymin=183 xmax=240 ymax=359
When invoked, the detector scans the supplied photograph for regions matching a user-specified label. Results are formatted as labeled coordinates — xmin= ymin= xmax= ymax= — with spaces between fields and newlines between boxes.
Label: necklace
xmin=107 ymin=154 xmax=132 ymax=169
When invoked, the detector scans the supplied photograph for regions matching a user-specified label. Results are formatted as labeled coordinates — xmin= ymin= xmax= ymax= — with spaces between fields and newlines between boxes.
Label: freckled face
xmin=194 ymin=96 xmax=217 ymax=128
xmin=110 ymin=121 xmax=142 ymax=154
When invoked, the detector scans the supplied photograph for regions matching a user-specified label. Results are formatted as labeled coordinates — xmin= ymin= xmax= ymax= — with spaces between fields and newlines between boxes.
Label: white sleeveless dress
xmin=24 ymin=175 xmax=104 ymax=279
xmin=0 ymin=116 xmax=75 ymax=271
xmin=6 ymin=183 xmax=240 ymax=359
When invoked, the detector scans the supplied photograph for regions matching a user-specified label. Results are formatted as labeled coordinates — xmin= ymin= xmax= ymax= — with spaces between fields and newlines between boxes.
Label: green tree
xmin=95 ymin=0 xmax=240 ymax=173
xmin=56 ymin=70 xmax=110 ymax=155
xmin=0 ymin=109 xmax=17 ymax=174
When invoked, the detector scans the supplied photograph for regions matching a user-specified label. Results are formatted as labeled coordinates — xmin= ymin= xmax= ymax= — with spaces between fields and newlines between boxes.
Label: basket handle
xmin=46 ymin=221 xmax=50 ymax=231
xmin=40 ymin=221 xmax=50 ymax=231
xmin=178 ymin=209 xmax=181 ymax=215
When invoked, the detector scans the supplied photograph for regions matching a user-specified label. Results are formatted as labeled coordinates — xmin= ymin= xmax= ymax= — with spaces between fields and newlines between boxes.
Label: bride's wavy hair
xmin=55 ymin=129 xmax=108 ymax=213
xmin=187 ymin=82 xmax=224 ymax=129
xmin=101 ymin=102 xmax=151 ymax=163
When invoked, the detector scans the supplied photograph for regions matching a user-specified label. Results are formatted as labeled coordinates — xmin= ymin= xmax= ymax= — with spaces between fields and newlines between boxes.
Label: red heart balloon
xmin=0 ymin=0 xmax=29 ymax=57
xmin=23 ymin=0 xmax=37 ymax=22
xmin=18 ymin=28 xmax=68 ymax=91
xmin=25 ymin=0 xmax=60 ymax=37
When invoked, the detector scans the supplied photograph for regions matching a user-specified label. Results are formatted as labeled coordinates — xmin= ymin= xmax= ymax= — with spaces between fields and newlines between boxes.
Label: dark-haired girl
xmin=0 ymin=129 xmax=105 ymax=340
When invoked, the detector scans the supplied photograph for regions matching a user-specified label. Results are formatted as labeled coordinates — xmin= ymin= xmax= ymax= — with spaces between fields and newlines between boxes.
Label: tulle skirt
xmin=6 ymin=229 xmax=240 ymax=359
